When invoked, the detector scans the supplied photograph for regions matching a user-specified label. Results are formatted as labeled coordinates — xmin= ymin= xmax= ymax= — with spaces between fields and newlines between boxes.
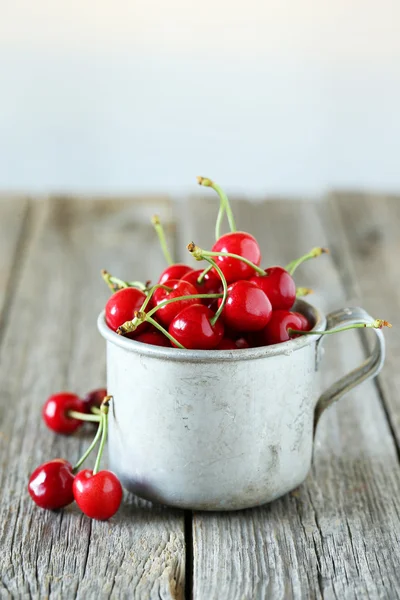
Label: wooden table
xmin=0 ymin=194 xmax=399 ymax=599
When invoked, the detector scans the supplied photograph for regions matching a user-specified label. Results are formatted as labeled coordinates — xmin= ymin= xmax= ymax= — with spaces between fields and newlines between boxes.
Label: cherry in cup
xmin=250 ymin=267 xmax=296 ymax=311
xmin=255 ymin=310 xmax=308 ymax=346
xmin=169 ymin=304 xmax=224 ymax=350
xmin=152 ymin=280 xmax=199 ymax=327
xmin=105 ymin=287 xmax=149 ymax=336
xmin=218 ymin=280 xmax=272 ymax=332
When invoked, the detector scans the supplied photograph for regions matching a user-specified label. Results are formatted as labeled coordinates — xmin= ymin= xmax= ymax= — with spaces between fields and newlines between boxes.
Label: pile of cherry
xmin=28 ymin=177 xmax=390 ymax=521
xmin=103 ymin=177 xmax=390 ymax=350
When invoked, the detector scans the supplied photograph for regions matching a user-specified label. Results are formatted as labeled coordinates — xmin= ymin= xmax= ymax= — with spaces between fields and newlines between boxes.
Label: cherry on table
xmin=28 ymin=459 xmax=75 ymax=510
xmin=169 ymin=304 xmax=224 ymax=349
xmin=42 ymin=392 xmax=86 ymax=435
xmin=105 ymin=287 xmax=149 ymax=335
xmin=158 ymin=264 xmax=194 ymax=285
xmin=250 ymin=266 xmax=296 ymax=310
xmin=218 ymin=280 xmax=272 ymax=332
xmin=73 ymin=469 xmax=123 ymax=520
xmin=153 ymin=279 xmax=199 ymax=327
xmin=211 ymin=231 xmax=261 ymax=284
xmin=83 ymin=388 xmax=107 ymax=414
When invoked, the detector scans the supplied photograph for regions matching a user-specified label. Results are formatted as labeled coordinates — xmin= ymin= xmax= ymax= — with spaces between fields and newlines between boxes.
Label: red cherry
xmin=43 ymin=392 xmax=86 ymax=435
xmin=158 ymin=264 xmax=194 ymax=285
xmin=105 ymin=287 xmax=148 ymax=335
xmin=256 ymin=310 xmax=306 ymax=346
xmin=211 ymin=232 xmax=261 ymax=284
xmin=218 ymin=280 xmax=272 ymax=332
xmin=153 ymin=279 xmax=198 ymax=327
xmin=169 ymin=304 xmax=224 ymax=349
xmin=181 ymin=269 xmax=222 ymax=299
xmin=28 ymin=459 xmax=75 ymax=510
xmin=235 ymin=337 xmax=250 ymax=349
xmin=83 ymin=388 xmax=107 ymax=413
xmin=294 ymin=312 xmax=311 ymax=331
xmin=250 ymin=266 xmax=296 ymax=310
xmin=216 ymin=337 xmax=237 ymax=350
xmin=135 ymin=331 xmax=171 ymax=347
xmin=73 ymin=469 xmax=123 ymax=520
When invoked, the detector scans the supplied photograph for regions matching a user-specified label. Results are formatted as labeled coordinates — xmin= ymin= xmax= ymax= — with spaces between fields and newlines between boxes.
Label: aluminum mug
xmin=97 ymin=300 xmax=385 ymax=511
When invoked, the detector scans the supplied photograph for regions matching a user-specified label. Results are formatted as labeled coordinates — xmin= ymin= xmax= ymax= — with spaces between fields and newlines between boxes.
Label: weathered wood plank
xmin=176 ymin=196 xmax=400 ymax=600
xmin=0 ymin=197 xmax=185 ymax=599
xmin=0 ymin=197 xmax=29 ymax=335
xmin=325 ymin=193 xmax=400 ymax=451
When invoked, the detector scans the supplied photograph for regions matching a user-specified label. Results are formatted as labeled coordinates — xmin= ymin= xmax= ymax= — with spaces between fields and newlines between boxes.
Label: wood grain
xmin=0 ymin=198 xmax=185 ymax=599
xmin=177 ymin=196 xmax=400 ymax=600
xmin=325 ymin=193 xmax=400 ymax=452
xmin=0 ymin=198 xmax=29 ymax=338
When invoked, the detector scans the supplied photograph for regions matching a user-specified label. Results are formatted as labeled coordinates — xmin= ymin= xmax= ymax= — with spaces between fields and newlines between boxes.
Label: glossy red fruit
xmin=105 ymin=287 xmax=148 ymax=335
xmin=181 ymin=269 xmax=222 ymax=299
xmin=218 ymin=280 xmax=272 ymax=332
xmin=28 ymin=459 xmax=75 ymax=510
xmin=211 ymin=232 xmax=261 ymax=284
xmin=216 ymin=337 xmax=238 ymax=350
xmin=250 ymin=266 xmax=296 ymax=310
xmin=153 ymin=279 xmax=198 ymax=327
xmin=169 ymin=304 xmax=224 ymax=350
xmin=83 ymin=388 xmax=107 ymax=413
xmin=43 ymin=392 xmax=86 ymax=435
xmin=135 ymin=331 xmax=171 ymax=347
xmin=73 ymin=469 xmax=123 ymax=520
xmin=256 ymin=310 xmax=306 ymax=346
xmin=158 ymin=264 xmax=194 ymax=285
xmin=295 ymin=312 xmax=311 ymax=331
xmin=235 ymin=337 xmax=250 ymax=349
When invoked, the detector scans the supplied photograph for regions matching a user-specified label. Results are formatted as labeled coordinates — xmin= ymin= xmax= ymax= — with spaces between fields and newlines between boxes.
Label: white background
xmin=1 ymin=1 xmax=400 ymax=197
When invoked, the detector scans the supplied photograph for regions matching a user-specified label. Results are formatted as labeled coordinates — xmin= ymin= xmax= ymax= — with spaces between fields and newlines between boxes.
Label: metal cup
xmin=98 ymin=300 xmax=385 ymax=511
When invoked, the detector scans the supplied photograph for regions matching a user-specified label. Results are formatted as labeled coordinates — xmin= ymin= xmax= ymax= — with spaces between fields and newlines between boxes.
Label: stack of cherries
xmin=28 ymin=176 xmax=391 ymax=521
xmin=104 ymin=177 xmax=327 ymax=350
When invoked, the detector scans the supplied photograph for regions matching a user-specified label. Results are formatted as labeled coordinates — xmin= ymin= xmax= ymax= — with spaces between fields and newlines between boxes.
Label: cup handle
xmin=313 ymin=307 xmax=386 ymax=436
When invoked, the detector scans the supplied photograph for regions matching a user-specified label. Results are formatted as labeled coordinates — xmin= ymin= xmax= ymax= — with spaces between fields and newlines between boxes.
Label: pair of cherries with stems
xmin=103 ymin=175 xmax=391 ymax=348
xmin=28 ymin=390 xmax=123 ymax=520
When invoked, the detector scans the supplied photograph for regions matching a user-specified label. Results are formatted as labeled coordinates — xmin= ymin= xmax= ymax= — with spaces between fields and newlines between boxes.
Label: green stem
xmin=146 ymin=293 xmax=223 ymax=319
xmin=68 ymin=411 xmax=101 ymax=423
xmin=146 ymin=315 xmax=186 ymax=349
xmin=101 ymin=270 xmax=147 ymax=293
xmin=285 ymin=247 xmax=329 ymax=276
xmin=203 ymin=258 xmax=228 ymax=325
xmin=195 ymin=248 xmax=265 ymax=276
xmin=296 ymin=287 xmax=314 ymax=298
xmin=90 ymin=407 xmax=102 ymax=416
xmin=197 ymin=177 xmax=237 ymax=234
xmin=289 ymin=319 xmax=391 ymax=337
xmin=73 ymin=418 xmax=103 ymax=472
xmin=197 ymin=264 xmax=213 ymax=284
xmin=93 ymin=412 xmax=108 ymax=475
xmin=151 ymin=215 xmax=174 ymax=265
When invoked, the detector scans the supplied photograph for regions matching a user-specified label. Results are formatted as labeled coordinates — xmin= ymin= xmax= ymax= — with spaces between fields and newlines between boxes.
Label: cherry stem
xmin=68 ymin=410 xmax=102 ymax=423
xmin=188 ymin=243 xmax=266 ymax=276
xmin=101 ymin=270 xmax=147 ymax=293
xmin=289 ymin=319 xmax=392 ymax=337
xmin=285 ymin=247 xmax=329 ymax=276
xmin=204 ymin=258 xmax=228 ymax=325
xmin=90 ymin=407 xmax=102 ymax=416
xmin=151 ymin=215 xmax=174 ymax=266
xmin=197 ymin=176 xmax=237 ymax=236
xmin=93 ymin=397 xmax=112 ymax=475
xmin=296 ymin=287 xmax=314 ymax=298
xmin=197 ymin=264 xmax=213 ymax=284
xmin=117 ymin=293 xmax=223 ymax=335
xmin=73 ymin=418 xmax=103 ymax=473
xmin=145 ymin=315 xmax=186 ymax=349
